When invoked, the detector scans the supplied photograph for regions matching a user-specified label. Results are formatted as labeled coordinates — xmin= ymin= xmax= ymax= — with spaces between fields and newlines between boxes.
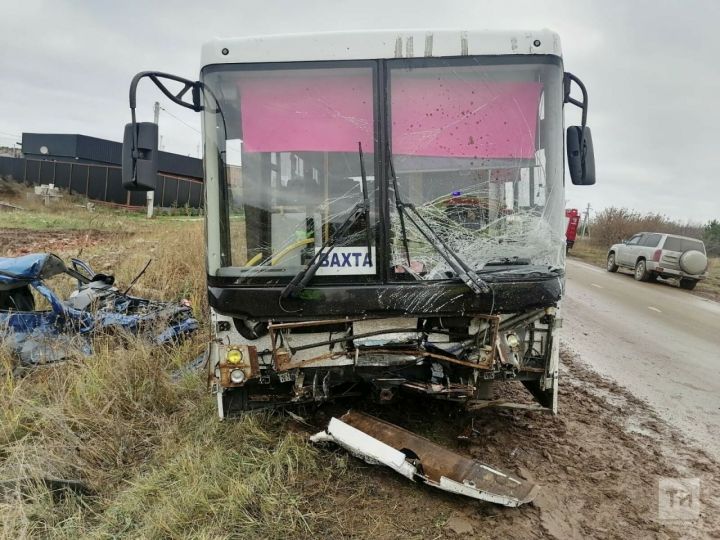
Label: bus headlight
xmin=226 ymin=348 xmax=243 ymax=364
xmin=230 ymin=369 xmax=246 ymax=384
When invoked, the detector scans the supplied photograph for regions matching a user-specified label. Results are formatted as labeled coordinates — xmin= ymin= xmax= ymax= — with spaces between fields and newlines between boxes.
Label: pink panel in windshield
xmin=238 ymin=75 xmax=374 ymax=153
xmin=238 ymin=75 xmax=541 ymax=158
xmin=391 ymin=79 xmax=542 ymax=159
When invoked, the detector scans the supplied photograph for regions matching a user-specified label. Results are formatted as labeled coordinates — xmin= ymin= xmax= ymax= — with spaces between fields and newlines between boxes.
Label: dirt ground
xmin=303 ymin=349 xmax=720 ymax=539
xmin=0 ymin=228 xmax=113 ymax=257
xmin=3 ymin=224 xmax=718 ymax=538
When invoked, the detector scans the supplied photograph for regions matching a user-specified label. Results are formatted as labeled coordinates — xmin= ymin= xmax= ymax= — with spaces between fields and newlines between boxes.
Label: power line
xmin=157 ymin=105 xmax=241 ymax=160
xmin=159 ymin=106 xmax=201 ymax=134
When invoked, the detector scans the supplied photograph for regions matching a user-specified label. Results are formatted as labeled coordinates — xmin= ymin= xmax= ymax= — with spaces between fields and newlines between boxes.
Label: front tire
xmin=634 ymin=259 xmax=651 ymax=282
xmin=607 ymin=253 xmax=619 ymax=272
xmin=679 ymin=278 xmax=698 ymax=290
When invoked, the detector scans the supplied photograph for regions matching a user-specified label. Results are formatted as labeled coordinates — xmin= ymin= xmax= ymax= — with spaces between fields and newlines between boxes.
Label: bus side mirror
xmin=122 ymin=122 xmax=159 ymax=191
xmin=567 ymin=126 xmax=595 ymax=186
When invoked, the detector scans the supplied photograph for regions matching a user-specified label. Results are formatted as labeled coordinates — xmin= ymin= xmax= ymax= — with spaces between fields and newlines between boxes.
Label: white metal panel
xmin=201 ymin=29 xmax=562 ymax=67
xmin=310 ymin=417 xmax=418 ymax=480
xmin=311 ymin=414 xmax=540 ymax=507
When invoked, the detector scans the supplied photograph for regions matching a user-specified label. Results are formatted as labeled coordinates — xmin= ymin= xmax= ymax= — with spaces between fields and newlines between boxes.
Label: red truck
xmin=565 ymin=208 xmax=580 ymax=251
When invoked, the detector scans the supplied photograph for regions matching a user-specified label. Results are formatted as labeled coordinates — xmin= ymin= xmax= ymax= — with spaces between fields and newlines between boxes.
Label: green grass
xmin=0 ymin=202 xmax=201 ymax=231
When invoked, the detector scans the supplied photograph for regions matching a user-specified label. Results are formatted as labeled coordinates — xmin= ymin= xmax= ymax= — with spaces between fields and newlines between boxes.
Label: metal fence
xmin=0 ymin=156 xmax=203 ymax=209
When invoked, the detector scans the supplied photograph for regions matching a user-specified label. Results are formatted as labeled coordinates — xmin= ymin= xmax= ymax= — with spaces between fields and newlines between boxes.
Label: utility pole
xmin=580 ymin=203 xmax=591 ymax=237
xmin=147 ymin=101 xmax=159 ymax=218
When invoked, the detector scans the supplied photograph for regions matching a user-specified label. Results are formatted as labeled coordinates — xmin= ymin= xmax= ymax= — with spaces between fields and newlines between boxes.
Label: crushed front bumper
xmin=311 ymin=410 xmax=539 ymax=507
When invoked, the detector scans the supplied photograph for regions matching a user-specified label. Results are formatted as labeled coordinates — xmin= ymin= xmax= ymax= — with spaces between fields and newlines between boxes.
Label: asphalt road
xmin=562 ymin=258 xmax=720 ymax=459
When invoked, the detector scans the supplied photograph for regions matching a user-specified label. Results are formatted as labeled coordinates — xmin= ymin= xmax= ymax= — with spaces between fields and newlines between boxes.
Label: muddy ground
xmin=0 ymin=228 xmax=113 ymax=257
xmin=2 ymin=227 xmax=718 ymax=538
xmin=304 ymin=350 xmax=720 ymax=539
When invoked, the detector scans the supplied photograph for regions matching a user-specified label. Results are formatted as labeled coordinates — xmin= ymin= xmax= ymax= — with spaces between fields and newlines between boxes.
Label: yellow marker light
xmin=226 ymin=348 xmax=243 ymax=364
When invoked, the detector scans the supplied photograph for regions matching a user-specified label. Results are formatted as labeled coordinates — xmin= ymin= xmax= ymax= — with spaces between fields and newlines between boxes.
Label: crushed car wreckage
xmin=0 ymin=253 xmax=198 ymax=366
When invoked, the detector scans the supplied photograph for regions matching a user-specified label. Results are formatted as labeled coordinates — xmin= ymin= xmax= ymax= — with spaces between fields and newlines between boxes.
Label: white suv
xmin=606 ymin=233 xmax=708 ymax=290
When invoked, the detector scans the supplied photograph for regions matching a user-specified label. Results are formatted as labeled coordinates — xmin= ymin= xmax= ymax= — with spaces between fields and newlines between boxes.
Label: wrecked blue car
xmin=0 ymin=253 xmax=199 ymax=366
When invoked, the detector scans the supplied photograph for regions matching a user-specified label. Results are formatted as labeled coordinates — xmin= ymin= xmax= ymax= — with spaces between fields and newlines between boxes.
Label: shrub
xmin=589 ymin=207 xmax=706 ymax=248
xmin=703 ymin=220 xmax=720 ymax=257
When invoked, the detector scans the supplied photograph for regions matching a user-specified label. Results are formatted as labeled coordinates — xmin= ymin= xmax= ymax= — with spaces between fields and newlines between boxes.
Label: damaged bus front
xmin=121 ymin=30 xmax=595 ymax=417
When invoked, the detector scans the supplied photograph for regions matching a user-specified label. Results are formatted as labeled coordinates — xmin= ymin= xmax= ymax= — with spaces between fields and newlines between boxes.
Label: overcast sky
xmin=1 ymin=0 xmax=717 ymax=222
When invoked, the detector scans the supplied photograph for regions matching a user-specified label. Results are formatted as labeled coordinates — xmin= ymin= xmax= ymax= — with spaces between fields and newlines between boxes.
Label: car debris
xmin=33 ymin=183 xmax=62 ymax=205
xmin=0 ymin=477 xmax=92 ymax=503
xmin=0 ymin=253 xmax=198 ymax=367
xmin=0 ymin=201 xmax=24 ymax=212
xmin=310 ymin=410 xmax=539 ymax=507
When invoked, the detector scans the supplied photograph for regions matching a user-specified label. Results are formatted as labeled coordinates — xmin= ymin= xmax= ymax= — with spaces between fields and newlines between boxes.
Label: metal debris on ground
xmin=33 ymin=184 xmax=62 ymax=205
xmin=0 ymin=253 xmax=198 ymax=367
xmin=0 ymin=201 xmax=24 ymax=212
xmin=310 ymin=410 xmax=539 ymax=507
xmin=0 ymin=477 xmax=92 ymax=503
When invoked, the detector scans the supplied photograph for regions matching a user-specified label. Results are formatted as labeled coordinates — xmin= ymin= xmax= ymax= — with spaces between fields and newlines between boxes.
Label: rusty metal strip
xmin=274 ymin=347 xmax=496 ymax=372
xmin=311 ymin=411 xmax=538 ymax=507
xmin=268 ymin=318 xmax=356 ymax=330
xmin=369 ymin=349 xmax=494 ymax=370
xmin=270 ymin=315 xmax=502 ymax=372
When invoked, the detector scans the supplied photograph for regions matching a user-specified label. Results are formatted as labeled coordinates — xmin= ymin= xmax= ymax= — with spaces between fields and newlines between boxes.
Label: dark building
xmin=0 ymin=133 xmax=205 ymax=209
xmin=21 ymin=133 xmax=203 ymax=180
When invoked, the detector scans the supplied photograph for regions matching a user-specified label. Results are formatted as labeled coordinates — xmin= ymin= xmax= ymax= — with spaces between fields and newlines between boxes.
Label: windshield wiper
xmin=477 ymin=265 xmax=560 ymax=278
xmin=389 ymin=158 xmax=412 ymax=266
xmin=483 ymin=257 xmax=531 ymax=266
xmin=388 ymin=157 xmax=490 ymax=295
xmin=281 ymin=142 xmax=372 ymax=299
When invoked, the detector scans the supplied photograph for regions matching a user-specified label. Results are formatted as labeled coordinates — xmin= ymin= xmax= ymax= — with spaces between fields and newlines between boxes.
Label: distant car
xmin=606 ymin=233 xmax=708 ymax=290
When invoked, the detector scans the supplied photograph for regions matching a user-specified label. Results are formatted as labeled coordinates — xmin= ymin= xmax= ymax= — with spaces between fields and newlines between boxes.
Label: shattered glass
xmin=202 ymin=64 xmax=378 ymax=282
xmin=202 ymin=57 xmax=565 ymax=283
xmin=388 ymin=60 xmax=566 ymax=279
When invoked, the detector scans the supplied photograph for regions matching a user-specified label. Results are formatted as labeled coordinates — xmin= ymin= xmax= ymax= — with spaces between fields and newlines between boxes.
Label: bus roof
xmin=201 ymin=29 xmax=562 ymax=67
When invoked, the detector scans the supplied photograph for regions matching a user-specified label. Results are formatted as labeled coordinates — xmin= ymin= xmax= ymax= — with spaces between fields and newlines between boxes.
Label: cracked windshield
xmin=389 ymin=59 xmax=566 ymax=281
xmin=203 ymin=65 xmax=377 ymax=282
xmin=203 ymin=58 xmax=565 ymax=282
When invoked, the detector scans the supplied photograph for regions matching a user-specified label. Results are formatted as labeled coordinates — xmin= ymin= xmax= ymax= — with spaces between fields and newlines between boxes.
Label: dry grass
xmin=567 ymin=237 xmax=608 ymax=267
xmin=700 ymin=257 xmax=720 ymax=298
xmin=0 ymin=190 xmax=318 ymax=537
xmin=0 ymin=339 xmax=340 ymax=538
xmin=590 ymin=207 xmax=706 ymax=249
xmin=0 ymin=335 xmax=431 ymax=538
xmin=1 ymin=190 xmax=452 ymax=539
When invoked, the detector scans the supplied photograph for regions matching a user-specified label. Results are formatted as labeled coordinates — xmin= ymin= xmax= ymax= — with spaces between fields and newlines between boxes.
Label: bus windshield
xmin=202 ymin=56 xmax=565 ymax=284
xmin=387 ymin=58 xmax=565 ymax=281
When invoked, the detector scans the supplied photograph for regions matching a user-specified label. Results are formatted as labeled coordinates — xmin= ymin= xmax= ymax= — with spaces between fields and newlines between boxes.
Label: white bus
xmin=122 ymin=29 xmax=595 ymax=418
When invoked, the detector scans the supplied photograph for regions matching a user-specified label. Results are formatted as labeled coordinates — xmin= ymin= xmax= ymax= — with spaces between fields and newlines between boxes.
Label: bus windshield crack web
xmin=390 ymin=181 xmax=565 ymax=280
